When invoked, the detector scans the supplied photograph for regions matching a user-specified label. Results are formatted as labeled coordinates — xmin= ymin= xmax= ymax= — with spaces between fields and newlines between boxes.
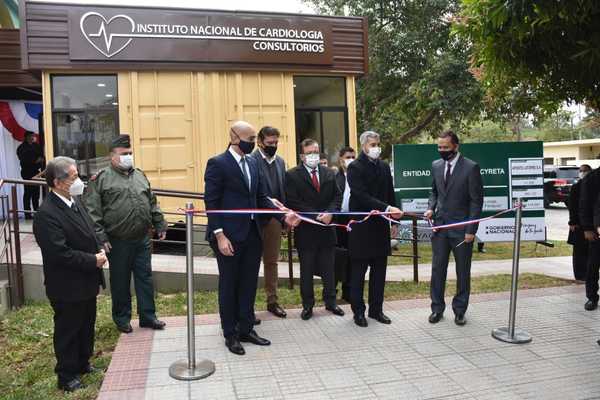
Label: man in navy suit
xmin=204 ymin=121 xmax=299 ymax=355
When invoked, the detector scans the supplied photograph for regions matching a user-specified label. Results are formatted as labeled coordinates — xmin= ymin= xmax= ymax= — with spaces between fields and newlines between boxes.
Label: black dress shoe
xmin=239 ymin=330 xmax=271 ymax=346
xmin=301 ymin=308 xmax=313 ymax=320
xmin=428 ymin=312 xmax=443 ymax=324
xmin=116 ymin=323 xmax=133 ymax=334
xmin=267 ymin=303 xmax=287 ymax=318
xmin=140 ymin=319 xmax=166 ymax=330
xmin=369 ymin=312 xmax=391 ymax=324
xmin=253 ymin=317 xmax=261 ymax=325
xmin=585 ymin=300 xmax=598 ymax=311
xmin=326 ymin=305 xmax=345 ymax=316
xmin=57 ymin=377 xmax=84 ymax=392
xmin=455 ymin=314 xmax=467 ymax=326
xmin=80 ymin=364 xmax=101 ymax=375
xmin=354 ymin=314 xmax=368 ymax=327
xmin=225 ymin=336 xmax=245 ymax=355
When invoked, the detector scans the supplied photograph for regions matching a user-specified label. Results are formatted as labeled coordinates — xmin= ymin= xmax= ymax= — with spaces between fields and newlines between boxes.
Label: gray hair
xmin=45 ymin=156 xmax=76 ymax=188
xmin=359 ymin=131 xmax=380 ymax=145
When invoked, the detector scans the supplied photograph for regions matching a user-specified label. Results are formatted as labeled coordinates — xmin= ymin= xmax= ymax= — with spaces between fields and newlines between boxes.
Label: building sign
xmin=393 ymin=142 xmax=545 ymax=242
xmin=68 ymin=7 xmax=334 ymax=64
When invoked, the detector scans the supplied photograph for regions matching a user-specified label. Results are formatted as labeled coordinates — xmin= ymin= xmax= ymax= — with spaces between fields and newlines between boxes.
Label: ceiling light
xmin=105 ymin=94 xmax=113 ymax=98
xmin=97 ymin=83 xmax=106 ymax=87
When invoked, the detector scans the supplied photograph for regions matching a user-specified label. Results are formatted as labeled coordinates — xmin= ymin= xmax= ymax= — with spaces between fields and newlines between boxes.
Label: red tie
xmin=311 ymin=169 xmax=320 ymax=192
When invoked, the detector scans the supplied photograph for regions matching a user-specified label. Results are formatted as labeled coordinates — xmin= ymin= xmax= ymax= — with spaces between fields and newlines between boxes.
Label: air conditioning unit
xmin=0 ymin=280 xmax=9 ymax=315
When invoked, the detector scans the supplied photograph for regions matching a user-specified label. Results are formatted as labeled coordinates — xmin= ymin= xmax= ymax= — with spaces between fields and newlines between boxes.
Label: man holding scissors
xmin=424 ymin=131 xmax=483 ymax=326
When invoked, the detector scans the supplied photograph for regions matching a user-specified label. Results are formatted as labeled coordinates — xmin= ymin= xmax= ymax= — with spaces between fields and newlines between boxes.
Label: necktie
xmin=445 ymin=161 xmax=451 ymax=187
xmin=240 ymin=156 xmax=250 ymax=189
xmin=71 ymin=202 xmax=78 ymax=212
xmin=311 ymin=169 xmax=320 ymax=192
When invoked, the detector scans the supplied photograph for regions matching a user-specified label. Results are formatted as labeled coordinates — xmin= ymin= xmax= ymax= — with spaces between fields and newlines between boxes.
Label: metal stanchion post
xmin=491 ymin=200 xmax=532 ymax=344
xmin=169 ymin=202 xmax=216 ymax=380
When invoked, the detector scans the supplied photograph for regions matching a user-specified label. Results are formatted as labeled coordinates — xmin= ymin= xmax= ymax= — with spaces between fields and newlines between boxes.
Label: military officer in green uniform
xmin=84 ymin=134 xmax=167 ymax=334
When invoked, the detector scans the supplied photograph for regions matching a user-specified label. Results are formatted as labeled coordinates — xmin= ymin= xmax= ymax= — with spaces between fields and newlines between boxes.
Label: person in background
xmin=17 ymin=130 xmax=44 ymax=219
xmin=204 ymin=121 xmax=299 ymax=355
xmin=286 ymin=139 xmax=344 ymax=320
xmin=33 ymin=157 xmax=106 ymax=392
xmin=334 ymin=146 xmax=356 ymax=302
xmin=84 ymin=134 xmax=167 ymax=334
xmin=579 ymin=164 xmax=600 ymax=310
xmin=319 ymin=153 xmax=329 ymax=168
xmin=347 ymin=131 xmax=403 ymax=327
xmin=425 ymin=131 xmax=483 ymax=326
xmin=250 ymin=126 xmax=287 ymax=318
xmin=568 ymin=164 xmax=592 ymax=281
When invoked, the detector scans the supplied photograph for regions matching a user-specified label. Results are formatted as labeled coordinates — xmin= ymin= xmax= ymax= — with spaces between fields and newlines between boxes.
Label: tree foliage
xmin=455 ymin=0 xmax=600 ymax=111
xmin=305 ymin=0 xmax=484 ymax=152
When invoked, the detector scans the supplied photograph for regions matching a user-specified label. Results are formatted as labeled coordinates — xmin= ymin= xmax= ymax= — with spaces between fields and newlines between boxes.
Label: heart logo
xmin=80 ymin=12 xmax=135 ymax=58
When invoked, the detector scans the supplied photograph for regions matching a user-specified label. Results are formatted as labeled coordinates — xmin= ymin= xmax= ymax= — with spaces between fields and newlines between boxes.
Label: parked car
xmin=543 ymin=166 xmax=579 ymax=208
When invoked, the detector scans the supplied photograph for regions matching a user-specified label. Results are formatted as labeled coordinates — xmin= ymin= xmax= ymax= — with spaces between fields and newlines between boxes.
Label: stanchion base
xmin=169 ymin=359 xmax=216 ymax=381
xmin=491 ymin=327 xmax=532 ymax=344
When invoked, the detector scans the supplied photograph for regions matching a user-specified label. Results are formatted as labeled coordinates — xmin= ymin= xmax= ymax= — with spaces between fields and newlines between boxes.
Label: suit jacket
xmin=285 ymin=164 xmax=342 ymax=249
xmin=347 ymin=152 xmax=397 ymax=258
xmin=33 ymin=192 xmax=105 ymax=302
xmin=249 ymin=150 xmax=286 ymax=225
xmin=204 ymin=149 xmax=277 ymax=243
xmin=428 ymin=155 xmax=484 ymax=237
xmin=579 ymin=168 xmax=600 ymax=231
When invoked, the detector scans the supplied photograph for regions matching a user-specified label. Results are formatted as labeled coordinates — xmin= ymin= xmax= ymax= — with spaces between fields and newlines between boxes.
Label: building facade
xmin=19 ymin=1 xmax=368 ymax=211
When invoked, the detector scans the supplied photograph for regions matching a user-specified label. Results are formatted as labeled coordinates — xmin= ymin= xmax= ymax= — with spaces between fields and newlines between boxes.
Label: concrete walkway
xmin=97 ymin=285 xmax=600 ymax=400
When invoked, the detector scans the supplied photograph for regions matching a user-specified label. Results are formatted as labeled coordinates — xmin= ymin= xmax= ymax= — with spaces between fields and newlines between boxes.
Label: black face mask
xmin=439 ymin=150 xmax=457 ymax=161
xmin=263 ymin=145 xmax=277 ymax=158
xmin=232 ymin=129 xmax=255 ymax=155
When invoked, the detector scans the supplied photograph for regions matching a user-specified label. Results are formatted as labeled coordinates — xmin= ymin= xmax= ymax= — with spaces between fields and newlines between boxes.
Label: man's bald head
xmin=229 ymin=121 xmax=257 ymax=155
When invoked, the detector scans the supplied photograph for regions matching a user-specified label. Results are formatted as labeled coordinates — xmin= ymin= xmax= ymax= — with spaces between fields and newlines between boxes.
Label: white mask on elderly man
xmin=69 ymin=178 xmax=85 ymax=196
xmin=304 ymin=153 xmax=320 ymax=169
xmin=118 ymin=154 xmax=134 ymax=170
xmin=344 ymin=158 xmax=354 ymax=168
xmin=367 ymin=146 xmax=382 ymax=160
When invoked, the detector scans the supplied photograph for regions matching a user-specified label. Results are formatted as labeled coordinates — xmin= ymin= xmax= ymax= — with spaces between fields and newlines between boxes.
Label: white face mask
xmin=118 ymin=154 xmax=134 ymax=170
xmin=579 ymin=171 xmax=588 ymax=179
xmin=344 ymin=158 xmax=354 ymax=168
xmin=304 ymin=153 xmax=320 ymax=169
xmin=367 ymin=146 xmax=382 ymax=160
xmin=68 ymin=178 xmax=85 ymax=196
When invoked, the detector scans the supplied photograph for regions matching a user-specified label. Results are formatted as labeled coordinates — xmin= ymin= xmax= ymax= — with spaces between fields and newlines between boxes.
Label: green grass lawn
xmin=389 ymin=240 xmax=572 ymax=265
xmin=0 ymin=273 xmax=576 ymax=400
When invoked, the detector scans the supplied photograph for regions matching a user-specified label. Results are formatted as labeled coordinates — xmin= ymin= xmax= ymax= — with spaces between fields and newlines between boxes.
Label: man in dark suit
xmin=579 ymin=165 xmax=600 ymax=310
xmin=33 ymin=157 xmax=106 ymax=392
xmin=568 ymin=164 xmax=591 ymax=281
xmin=286 ymin=139 xmax=345 ymax=320
xmin=425 ymin=131 xmax=483 ymax=326
xmin=250 ymin=126 xmax=287 ymax=318
xmin=16 ymin=130 xmax=44 ymax=218
xmin=335 ymin=146 xmax=356 ymax=302
xmin=204 ymin=121 xmax=299 ymax=355
xmin=347 ymin=131 xmax=403 ymax=327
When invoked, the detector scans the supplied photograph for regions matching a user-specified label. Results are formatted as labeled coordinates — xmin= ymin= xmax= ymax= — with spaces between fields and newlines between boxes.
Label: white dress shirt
xmin=53 ymin=191 xmax=74 ymax=208
xmin=229 ymin=146 xmax=251 ymax=188
xmin=341 ymin=172 xmax=351 ymax=212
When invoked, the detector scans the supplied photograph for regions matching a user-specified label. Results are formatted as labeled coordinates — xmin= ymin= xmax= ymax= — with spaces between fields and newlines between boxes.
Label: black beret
xmin=110 ymin=134 xmax=131 ymax=150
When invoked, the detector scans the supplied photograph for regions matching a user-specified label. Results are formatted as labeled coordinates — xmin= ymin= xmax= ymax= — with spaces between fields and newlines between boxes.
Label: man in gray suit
xmin=424 ymin=131 xmax=483 ymax=326
xmin=250 ymin=126 xmax=288 ymax=318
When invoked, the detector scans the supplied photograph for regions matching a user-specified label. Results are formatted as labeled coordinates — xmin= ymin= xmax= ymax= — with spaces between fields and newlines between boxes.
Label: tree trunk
xmin=397 ymin=109 xmax=438 ymax=143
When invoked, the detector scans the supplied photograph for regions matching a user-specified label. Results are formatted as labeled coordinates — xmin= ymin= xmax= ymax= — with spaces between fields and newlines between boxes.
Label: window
xmin=294 ymin=76 xmax=348 ymax=166
xmin=51 ymin=75 xmax=119 ymax=179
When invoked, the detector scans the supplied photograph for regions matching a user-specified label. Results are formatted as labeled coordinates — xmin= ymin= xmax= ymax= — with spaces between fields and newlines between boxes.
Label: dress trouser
xmin=107 ymin=235 xmax=157 ymax=326
xmin=297 ymin=245 xmax=336 ymax=309
xmin=50 ymin=297 xmax=97 ymax=382
xmin=572 ymin=235 xmax=589 ymax=281
xmin=350 ymin=256 xmax=387 ymax=317
xmin=586 ymin=241 xmax=600 ymax=303
xmin=22 ymin=184 xmax=40 ymax=216
xmin=261 ymin=218 xmax=282 ymax=304
xmin=211 ymin=224 xmax=262 ymax=339
xmin=430 ymin=230 xmax=473 ymax=315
